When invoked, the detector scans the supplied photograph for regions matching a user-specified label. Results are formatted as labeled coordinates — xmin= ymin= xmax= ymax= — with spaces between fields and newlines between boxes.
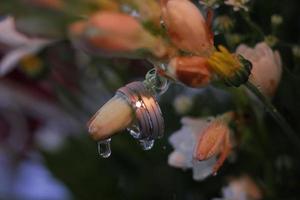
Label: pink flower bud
xmin=69 ymin=12 xmax=167 ymax=58
xmin=161 ymin=0 xmax=214 ymax=56
xmin=87 ymin=95 xmax=134 ymax=141
xmin=236 ymin=42 xmax=282 ymax=97
xmin=167 ymin=56 xmax=212 ymax=87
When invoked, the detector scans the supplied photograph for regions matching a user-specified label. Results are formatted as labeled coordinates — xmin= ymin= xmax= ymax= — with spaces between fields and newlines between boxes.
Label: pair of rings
xmin=117 ymin=81 xmax=164 ymax=140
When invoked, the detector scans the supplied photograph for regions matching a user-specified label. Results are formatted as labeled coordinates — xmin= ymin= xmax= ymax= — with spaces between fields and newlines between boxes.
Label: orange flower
xmin=167 ymin=56 xmax=212 ymax=87
xmin=161 ymin=0 xmax=214 ymax=56
xmin=69 ymin=12 xmax=167 ymax=58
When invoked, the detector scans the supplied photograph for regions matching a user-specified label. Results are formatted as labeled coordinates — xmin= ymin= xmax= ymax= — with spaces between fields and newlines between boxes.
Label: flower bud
xmin=167 ymin=56 xmax=212 ymax=87
xmin=193 ymin=112 xmax=233 ymax=173
xmin=69 ymin=11 xmax=167 ymax=58
xmin=87 ymin=94 xmax=134 ymax=141
xmin=194 ymin=120 xmax=231 ymax=160
xmin=236 ymin=42 xmax=282 ymax=97
xmin=161 ymin=0 xmax=213 ymax=56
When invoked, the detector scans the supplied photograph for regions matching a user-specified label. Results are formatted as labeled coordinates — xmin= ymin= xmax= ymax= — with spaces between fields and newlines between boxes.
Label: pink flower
xmin=161 ymin=0 xmax=214 ymax=56
xmin=236 ymin=42 xmax=282 ymax=97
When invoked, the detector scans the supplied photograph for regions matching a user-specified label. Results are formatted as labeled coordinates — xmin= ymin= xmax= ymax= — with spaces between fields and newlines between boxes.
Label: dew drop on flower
xmin=139 ymin=139 xmax=154 ymax=150
xmin=97 ymin=138 xmax=112 ymax=158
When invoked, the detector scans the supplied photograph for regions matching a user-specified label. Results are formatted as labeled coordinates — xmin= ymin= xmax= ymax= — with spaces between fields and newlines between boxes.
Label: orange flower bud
xmin=194 ymin=112 xmax=233 ymax=173
xmin=69 ymin=12 xmax=167 ymax=58
xmin=161 ymin=0 xmax=214 ymax=56
xmin=194 ymin=120 xmax=231 ymax=160
xmin=167 ymin=56 xmax=212 ymax=87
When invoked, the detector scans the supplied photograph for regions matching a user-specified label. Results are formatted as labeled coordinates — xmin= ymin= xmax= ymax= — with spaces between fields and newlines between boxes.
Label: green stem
xmin=245 ymin=81 xmax=300 ymax=152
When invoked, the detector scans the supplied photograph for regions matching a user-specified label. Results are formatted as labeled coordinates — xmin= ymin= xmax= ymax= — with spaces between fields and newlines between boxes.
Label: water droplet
xmin=139 ymin=139 xmax=154 ymax=150
xmin=127 ymin=124 xmax=141 ymax=139
xmin=97 ymin=138 xmax=111 ymax=158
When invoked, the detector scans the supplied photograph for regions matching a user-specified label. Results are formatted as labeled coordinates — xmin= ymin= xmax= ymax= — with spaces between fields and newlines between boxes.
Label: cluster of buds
xmin=160 ymin=0 xmax=253 ymax=88
xmin=9 ymin=0 xmax=262 ymax=89
xmin=85 ymin=0 xmax=283 ymax=161
xmin=65 ymin=0 xmax=256 ymax=89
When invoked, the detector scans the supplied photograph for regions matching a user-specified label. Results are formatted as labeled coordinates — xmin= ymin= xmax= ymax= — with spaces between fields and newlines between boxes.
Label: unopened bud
xmin=161 ymin=0 xmax=214 ymax=56
xmin=167 ymin=56 xmax=212 ymax=87
xmin=88 ymin=94 xmax=134 ymax=141
xmin=69 ymin=11 xmax=167 ymax=58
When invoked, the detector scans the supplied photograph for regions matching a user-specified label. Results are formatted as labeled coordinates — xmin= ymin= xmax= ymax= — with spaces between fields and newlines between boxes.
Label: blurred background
xmin=0 ymin=0 xmax=300 ymax=199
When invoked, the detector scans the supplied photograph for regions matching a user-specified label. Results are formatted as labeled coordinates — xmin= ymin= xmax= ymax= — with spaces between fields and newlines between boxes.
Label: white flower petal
xmin=192 ymin=157 xmax=217 ymax=181
xmin=0 ymin=17 xmax=30 ymax=47
xmin=168 ymin=151 xmax=191 ymax=169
